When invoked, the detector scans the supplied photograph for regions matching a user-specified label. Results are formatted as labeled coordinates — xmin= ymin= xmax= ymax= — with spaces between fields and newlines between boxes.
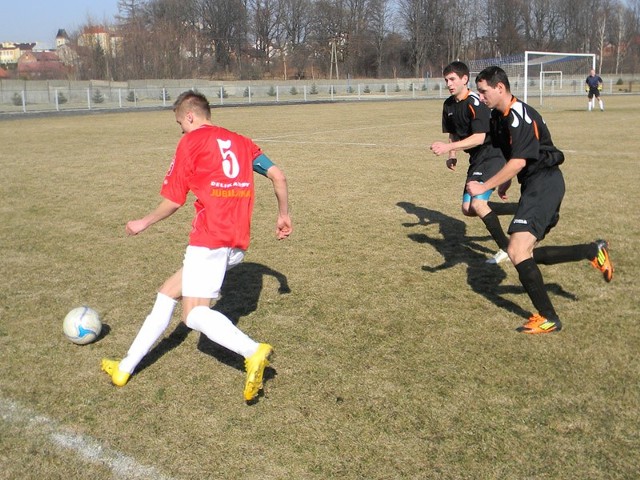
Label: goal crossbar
xmin=524 ymin=51 xmax=596 ymax=103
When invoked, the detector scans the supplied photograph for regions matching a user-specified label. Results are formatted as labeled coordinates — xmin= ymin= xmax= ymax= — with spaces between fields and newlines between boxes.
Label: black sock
xmin=481 ymin=211 xmax=509 ymax=250
xmin=533 ymin=243 xmax=595 ymax=265
xmin=515 ymin=258 xmax=558 ymax=320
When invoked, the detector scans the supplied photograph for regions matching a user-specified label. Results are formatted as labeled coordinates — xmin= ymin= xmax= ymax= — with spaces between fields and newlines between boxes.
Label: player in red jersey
xmin=102 ymin=91 xmax=292 ymax=402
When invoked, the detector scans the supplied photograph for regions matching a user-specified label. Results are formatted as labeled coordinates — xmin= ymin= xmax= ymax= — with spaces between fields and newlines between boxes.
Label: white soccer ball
xmin=63 ymin=306 xmax=102 ymax=345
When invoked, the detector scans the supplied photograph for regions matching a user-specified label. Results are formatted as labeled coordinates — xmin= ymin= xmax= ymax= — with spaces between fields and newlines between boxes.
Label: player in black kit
xmin=467 ymin=66 xmax=613 ymax=334
xmin=585 ymin=68 xmax=604 ymax=111
xmin=430 ymin=61 xmax=509 ymax=264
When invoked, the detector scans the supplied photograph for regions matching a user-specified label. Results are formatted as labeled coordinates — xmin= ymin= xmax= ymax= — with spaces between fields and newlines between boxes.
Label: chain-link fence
xmin=2 ymin=76 xmax=637 ymax=115
xmin=0 ymin=78 xmax=450 ymax=114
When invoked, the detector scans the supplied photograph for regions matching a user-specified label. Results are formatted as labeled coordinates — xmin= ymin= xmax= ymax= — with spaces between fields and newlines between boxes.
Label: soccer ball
xmin=63 ymin=306 xmax=102 ymax=345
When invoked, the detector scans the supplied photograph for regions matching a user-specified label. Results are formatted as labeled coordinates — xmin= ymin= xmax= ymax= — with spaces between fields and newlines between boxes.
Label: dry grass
xmin=0 ymin=96 xmax=638 ymax=479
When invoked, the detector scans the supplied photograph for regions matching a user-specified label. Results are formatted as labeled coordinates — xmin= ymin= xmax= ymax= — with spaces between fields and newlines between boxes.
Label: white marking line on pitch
xmin=255 ymin=121 xmax=427 ymax=142
xmin=258 ymin=139 xmax=378 ymax=147
xmin=0 ymin=397 xmax=176 ymax=480
xmin=257 ymin=139 xmax=427 ymax=149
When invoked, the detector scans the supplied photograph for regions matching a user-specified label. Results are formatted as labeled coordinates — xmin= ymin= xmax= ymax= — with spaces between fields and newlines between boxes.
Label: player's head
xmin=475 ymin=66 xmax=511 ymax=92
xmin=443 ymin=61 xmax=470 ymax=97
xmin=443 ymin=61 xmax=469 ymax=82
xmin=589 ymin=68 xmax=596 ymax=76
xmin=173 ymin=91 xmax=212 ymax=133
xmin=475 ymin=66 xmax=511 ymax=110
xmin=173 ymin=91 xmax=211 ymax=118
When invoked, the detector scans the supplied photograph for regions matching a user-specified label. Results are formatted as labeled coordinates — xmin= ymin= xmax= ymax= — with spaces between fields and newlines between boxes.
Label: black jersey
xmin=586 ymin=74 xmax=603 ymax=90
xmin=490 ymin=96 xmax=557 ymax=183
xmin=442 ymin=90 xmax=493 ymax=156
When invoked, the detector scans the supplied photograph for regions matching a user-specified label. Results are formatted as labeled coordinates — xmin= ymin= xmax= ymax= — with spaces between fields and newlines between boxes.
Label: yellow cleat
xmin=101 ymin=358 xmax=130 ymax=387
xmin=243 ymin=344 xmax=273 ymax=402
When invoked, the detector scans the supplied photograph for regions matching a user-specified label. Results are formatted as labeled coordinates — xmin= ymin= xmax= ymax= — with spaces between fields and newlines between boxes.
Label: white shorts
xmin=182 ymin=246 xmax=245 ymax=299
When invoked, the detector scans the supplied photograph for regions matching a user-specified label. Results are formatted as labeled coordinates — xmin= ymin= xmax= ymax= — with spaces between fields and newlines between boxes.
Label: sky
xmin=1 ymin=0 xmax=120 ymax=49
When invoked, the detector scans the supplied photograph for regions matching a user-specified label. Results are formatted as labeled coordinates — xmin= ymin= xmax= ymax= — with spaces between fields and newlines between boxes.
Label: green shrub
xmin=12 ymin=92 xmax=22 ymax=106
xmin=92 ymin=89 xmax=104 ymax=104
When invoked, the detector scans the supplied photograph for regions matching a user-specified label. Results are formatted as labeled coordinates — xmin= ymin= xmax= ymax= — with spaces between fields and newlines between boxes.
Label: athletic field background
xmin=1 ymin=96 xmax=638 ymax=479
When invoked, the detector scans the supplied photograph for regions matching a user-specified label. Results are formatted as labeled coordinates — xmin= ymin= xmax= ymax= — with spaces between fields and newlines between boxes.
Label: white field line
xmin=255 ymin=121 xmax=427 ymax=142
xmin=0 ymin=396 xmax=177 ymax=480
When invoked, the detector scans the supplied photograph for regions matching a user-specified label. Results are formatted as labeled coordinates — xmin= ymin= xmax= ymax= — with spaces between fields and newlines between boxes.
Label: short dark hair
xmin=475 ymin=66 xmax=511 ymax=92
xmin=173 ymin=90 xmax=211 ymax=119
xmin=443 ymin=61 xmax=469 ymax=81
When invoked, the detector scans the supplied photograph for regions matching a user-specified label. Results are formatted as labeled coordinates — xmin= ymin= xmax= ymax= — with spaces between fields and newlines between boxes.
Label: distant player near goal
xmin=585 ymin=68 xmax=604 ymax=111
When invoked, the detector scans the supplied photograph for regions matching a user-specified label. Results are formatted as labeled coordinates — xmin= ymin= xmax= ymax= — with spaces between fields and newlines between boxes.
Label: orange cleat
xmin=591 ymin=239 xmax=613 ymax=283
xmin=517 ymin=313 xmax=562 ymax=334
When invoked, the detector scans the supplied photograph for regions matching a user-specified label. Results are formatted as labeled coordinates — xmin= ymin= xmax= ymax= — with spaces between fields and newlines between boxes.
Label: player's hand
xmin=446 ymin=158 xmax=457 ymax=171
xmin=466 ymin=180 xmax=486 ymax=197
xmin=497 ymin=180 xmax=511 ymax=200
xmin=126 ymin=219 xmax=148 ymax=236
xmin=430 ymin=142 xmax=449 ymax=156
xmin=276 ymin=214 xmax=292 ymax=240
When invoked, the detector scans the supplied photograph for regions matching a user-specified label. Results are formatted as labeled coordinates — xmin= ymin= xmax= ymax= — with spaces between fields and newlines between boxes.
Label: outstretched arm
xmin=266 ymin=165 xmax=292 ymax=240
xmin=467 ymin=158 xmax=525 ymax=197
xmin=430 ymin=132 xmax=486 ymax=157
xmin=126 ymin=198 xmax=182 ymax=236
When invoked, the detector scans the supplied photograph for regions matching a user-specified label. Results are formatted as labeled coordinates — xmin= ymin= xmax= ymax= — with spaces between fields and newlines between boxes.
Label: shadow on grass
xmin=137 ymin=262 xmax=288 ymax=379
xmin=396 ymin=201 xmax=576 ymax=320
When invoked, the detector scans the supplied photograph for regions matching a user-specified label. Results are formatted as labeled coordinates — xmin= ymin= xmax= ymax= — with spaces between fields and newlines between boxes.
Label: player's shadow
xmin=136 ymin=262 xmax=289 ymax=380
xmin=396 ymin=201 xmax=576 ymax=318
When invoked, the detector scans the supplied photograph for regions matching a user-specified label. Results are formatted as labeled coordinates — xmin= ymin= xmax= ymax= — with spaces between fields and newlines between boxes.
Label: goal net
xmin=468 ymin=51 xmax=596 ymax=109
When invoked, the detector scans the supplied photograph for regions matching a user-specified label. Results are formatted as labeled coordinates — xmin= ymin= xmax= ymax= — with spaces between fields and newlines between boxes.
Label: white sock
xmin=185 ymin=306 xmax=258 ymax=359
xmin=119 ymin=293 xmax=177 ymax=374
xmin=599 ymin=100 xmax=604 ymax=110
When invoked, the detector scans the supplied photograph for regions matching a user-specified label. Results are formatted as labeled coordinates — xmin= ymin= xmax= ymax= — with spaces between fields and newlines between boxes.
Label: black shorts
xmin=462 ymin=146 xmax=506 ymax=195
xmin=508 ymin=167 xmax=565 ymax=240
xmin=588 ymin=88 xmax=600 ymax=99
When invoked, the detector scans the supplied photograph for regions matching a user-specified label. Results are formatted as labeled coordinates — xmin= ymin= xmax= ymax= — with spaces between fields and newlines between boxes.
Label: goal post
xmin=469 ymin=51 xmax=596 ymax=108
xmin=523 ymin=51 xmax=596 ymax=104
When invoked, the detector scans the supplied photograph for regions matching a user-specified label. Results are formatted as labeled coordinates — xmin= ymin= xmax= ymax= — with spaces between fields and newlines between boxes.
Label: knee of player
xmin=469 ymin=198 xmax=490 ymax=216
xmin=461 ymin=204 xmax=475 ymax=217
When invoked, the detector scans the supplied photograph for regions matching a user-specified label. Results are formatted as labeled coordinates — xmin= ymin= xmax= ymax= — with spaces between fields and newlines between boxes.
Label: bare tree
xmin=280 ymin=0 xmax=313 ymax=78
xmin=200 ymin=0 xmax=248 ymax=75
xmin=368 ymin=0 xmax=393 ymax=77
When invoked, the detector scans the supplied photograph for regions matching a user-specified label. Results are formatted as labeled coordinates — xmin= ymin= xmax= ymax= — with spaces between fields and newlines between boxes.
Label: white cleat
xmin=486 ymin=249 xmax=509 ymax=264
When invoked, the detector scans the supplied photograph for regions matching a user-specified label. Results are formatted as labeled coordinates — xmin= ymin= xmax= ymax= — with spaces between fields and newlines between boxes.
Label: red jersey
xmin=161 ymin=124 xmax=262 ymax=250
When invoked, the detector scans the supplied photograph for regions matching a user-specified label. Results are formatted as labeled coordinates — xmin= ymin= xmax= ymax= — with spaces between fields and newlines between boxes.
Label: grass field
xmin=1 ymin=96 xmax=638 ymax=479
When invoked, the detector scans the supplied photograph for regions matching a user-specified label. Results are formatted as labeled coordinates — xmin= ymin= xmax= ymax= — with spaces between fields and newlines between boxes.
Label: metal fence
xmin=0 ymin=78 xmax=445 ymax=114
xmin=1 ymin=76 xmax=637 ymax=115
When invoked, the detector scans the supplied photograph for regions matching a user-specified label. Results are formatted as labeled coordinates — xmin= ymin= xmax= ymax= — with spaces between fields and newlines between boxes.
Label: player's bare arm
xmin=497 ymin=179 xmax=512 ymax=200
xmin=266 ymin=165 xmax=292 ymax=240
xmin=126 ymin=198 xmax=182 ymax=236
xmin=430 ymin=132 xmax=486 ymax=158
xmin=466 ymin=158 xmax=525 ymax=196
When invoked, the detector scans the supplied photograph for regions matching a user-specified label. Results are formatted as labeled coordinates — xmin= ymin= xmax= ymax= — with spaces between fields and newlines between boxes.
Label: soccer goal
xmin=469 ymin=51 xmax=596 ymax=109
xmin=523 ymin=51 xmax=596 ymax=106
